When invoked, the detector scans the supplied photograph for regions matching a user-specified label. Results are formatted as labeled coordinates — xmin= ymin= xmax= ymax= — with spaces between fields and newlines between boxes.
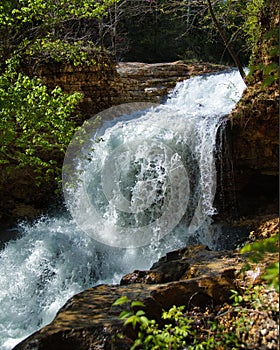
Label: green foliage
xmin=196 ymin=0 xmax=250 ymax=65
xmin=190 ymin=320 xmax=244 ymax=350
xmin=240 ymin=235 xmax=279 ymax=291
xmin=0 ymin=1 xmax=119 ymax=201
xmin=1 ymin=0 xmax=119 ymax=27
xmin=247 ymin=28 xmax=279 ymax=87
xmin=113 ymin=297 xmax=194 ymax=349
xmin=244 ymin=0 xmax=279 ymax=87
xmin=113 ymin=294 xmax=252 ymax=349
xmin=0 ymin=0 xmax=120 ymax=67
xmin=262 ymin=262 xmax=279 ymax=291
xmin=0 ymin=63 xmax=82 ymax=183
xmin=230 ymin=285 xmax=264 ymax=309
xmin=116 ymin=0 xmax=250 ymax=64
xmin=113 ymin=279 xmax=278 ymax=349
xmin=240 ymin=235 xmax=279 ymax=260
xmin=25 ymin=39 xmax=102 ymax=66
xmin=242 ymin=0 xmax=264 ymax=49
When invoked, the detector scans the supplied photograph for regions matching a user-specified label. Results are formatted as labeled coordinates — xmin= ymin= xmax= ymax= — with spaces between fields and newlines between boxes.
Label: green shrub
xmin=240 ymin=234 xmax=279 ymax=291
xmin=0 ymin=60 xmax=83 ymax=184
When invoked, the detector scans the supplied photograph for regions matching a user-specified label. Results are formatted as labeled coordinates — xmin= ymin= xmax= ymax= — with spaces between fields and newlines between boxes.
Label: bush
xmin=0 ymin=61 xmax=83 ymax=184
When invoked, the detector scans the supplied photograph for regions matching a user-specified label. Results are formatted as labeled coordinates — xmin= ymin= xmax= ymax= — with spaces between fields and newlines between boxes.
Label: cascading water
xmin=0 ymin=69 xmax=246 ymax=349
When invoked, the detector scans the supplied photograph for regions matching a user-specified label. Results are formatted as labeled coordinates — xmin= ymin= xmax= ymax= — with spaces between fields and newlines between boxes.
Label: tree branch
xmin=206 ymin=0 xmax=246 ymax=83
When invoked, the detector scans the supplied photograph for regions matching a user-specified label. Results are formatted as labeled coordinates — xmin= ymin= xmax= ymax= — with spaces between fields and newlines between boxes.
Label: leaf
xmin=131 ymin=301 xmax=146 ymax=308
xmin=262 ymin=262 xmax=279 ymax=291
xmin=119 ymin=310 xmax=133 ymax=319
xmin=262 ymin=75 xmax=277 ymax=88
xmin=112 ymin=296 xmax=130 ymax=306
xmin=140 ymin=316 xmax=150 ymax=327
xmin=135 ymin=310 xmax=146 ymax=317
xmin=240 ymin=235 xmax=279 ymax=262
xmin=124 ymin=315 xmax=139 ymax=329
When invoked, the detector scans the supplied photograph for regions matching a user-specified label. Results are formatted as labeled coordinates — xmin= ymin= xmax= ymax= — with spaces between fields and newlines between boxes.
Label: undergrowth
xmin=113 ymin=235 xmax=279 ymax=349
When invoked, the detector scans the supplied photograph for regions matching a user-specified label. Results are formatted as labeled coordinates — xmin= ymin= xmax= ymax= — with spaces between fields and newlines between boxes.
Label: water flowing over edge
xmin=0 ymin=69 xmax=246 ymax=349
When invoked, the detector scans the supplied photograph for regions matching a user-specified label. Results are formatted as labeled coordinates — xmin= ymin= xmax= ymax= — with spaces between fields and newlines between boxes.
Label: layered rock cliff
xmin=224 ymin=0 xmax=279 ymax=218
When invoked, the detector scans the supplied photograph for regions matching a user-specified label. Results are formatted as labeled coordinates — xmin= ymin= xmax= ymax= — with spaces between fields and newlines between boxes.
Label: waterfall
xmin=0 ymin=69 xmax=246 ymax=349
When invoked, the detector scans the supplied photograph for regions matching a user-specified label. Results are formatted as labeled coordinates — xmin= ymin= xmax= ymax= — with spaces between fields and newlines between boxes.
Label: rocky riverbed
xmin=14 ymin=215 xmax=279 ymax=349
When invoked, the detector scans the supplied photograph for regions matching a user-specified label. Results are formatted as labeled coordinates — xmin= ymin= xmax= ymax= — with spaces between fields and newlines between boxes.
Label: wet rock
xmin=115 ymin=61 xmax=228 ymax=104
xmin=14 ymin=245 xmax=245 ymax=349
xmin=121 ymin=245 xmax=240 ymax=284
xmin=221 ymin=0 xmax=279 ymax=219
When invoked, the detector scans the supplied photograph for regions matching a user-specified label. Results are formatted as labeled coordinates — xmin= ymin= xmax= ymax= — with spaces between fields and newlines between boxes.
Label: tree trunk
xmin=206 ymin=0 xmax=246 ymax=83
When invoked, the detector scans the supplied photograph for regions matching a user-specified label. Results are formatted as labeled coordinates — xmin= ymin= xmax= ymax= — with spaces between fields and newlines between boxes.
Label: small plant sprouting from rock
xmin=240 ymin=234 xmax=279 ymax=291
xmin=112 ymin=296 xmax=195 ymax=349
xmin=112 ymin=289 xmax=273 ymax=350
xmin=112 ymin=231 xmax=279 ymax=349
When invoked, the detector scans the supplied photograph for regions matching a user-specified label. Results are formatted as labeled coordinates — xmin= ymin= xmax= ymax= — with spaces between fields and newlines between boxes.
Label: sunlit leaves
xmin=0 ymin=66 xmax=83 ymax=181
xmin=262 ymin=262 xmax=279 ymax=292
xmin=0 ymin=0 xmax=121 ymax=67
xmin=25 ymin=38 xmax=100 ymax=66
xmin=242 ymin=0 xmax=264 ymax=48
xmin=240 ymin=234 xmax=279 ymax=291
xmin=5 ymin=0 xmax=121 ymax=26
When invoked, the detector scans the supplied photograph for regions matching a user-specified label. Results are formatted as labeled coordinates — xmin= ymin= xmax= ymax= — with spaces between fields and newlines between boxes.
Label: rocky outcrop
xmin=120 ymin=245 xmax=238 ymax=285
xmin=14 ymin=245 xmax=244 ymax=349
xmin=221 ymin=0 xmax=279 ymax=218
xmin=22 ymin=52 xmax=117 ymax=120
xmin=114 ymin=61 xmax=228 ymax=104
xmin=228 ymin=87 xmax=279 ymax=217
xmin=14 ymin=218 xmax=279 ymax=350
xmin=26 ymin=59 xmax=228 ymax=119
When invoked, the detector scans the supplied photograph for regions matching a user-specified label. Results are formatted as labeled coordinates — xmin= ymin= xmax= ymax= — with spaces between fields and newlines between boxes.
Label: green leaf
xmin=119 ymin=310 xmax=133 ymax=319
xmin=112 ymin=296 xmax=130 ymax=306
xmin=135 ymin=310 xmax=146 ymax=317
xmin=262 ymin=262 xmax=279 ymax=291
xmin=139 ymin=316 xmax=149 ymax=327
xmin=124 ymin=315 xmax=139 ymax=329
xmin=131 ymin=301 xmax=146 ymax=308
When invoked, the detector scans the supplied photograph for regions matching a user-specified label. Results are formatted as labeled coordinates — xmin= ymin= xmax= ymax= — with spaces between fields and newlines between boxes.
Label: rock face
xmin=22 ymin=53 xmax=117 ymax=120
xmin=28 ymin=60 xmax=228 ymax=118
xmin=114 ymin=61 xmax=228 ymax=104
xmin=14 ymin=245 xmax=244 ymax=350
xmin=228 ymin=87 xmax=279 ymax=217
xmin=221 ymin=0 xmax=279 ymax=218
xmin=23 ymin=57 xmax=228 ymax=120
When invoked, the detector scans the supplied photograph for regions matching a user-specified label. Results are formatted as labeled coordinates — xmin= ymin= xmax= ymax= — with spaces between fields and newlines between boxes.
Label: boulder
xmin=14 ymin=245 xmax=245 ymax=350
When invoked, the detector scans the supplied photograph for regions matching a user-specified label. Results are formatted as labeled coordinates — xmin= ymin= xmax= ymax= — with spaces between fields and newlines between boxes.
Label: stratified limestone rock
xmin=222 ymin=0 xmax=279 ymax=218
xmin=25 ymin=59 xmax=228 ymax=119
xmin=121 ymin=245 xmax=239 ymax=284
xmin=114 ymin=61 xmax=228 ymax=104
xmin=14 ymin=245 xmax=245 ymax=350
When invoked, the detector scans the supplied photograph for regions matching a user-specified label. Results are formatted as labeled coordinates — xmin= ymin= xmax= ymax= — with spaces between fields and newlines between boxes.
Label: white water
xmin=0 ymin=70 xmax=246 ymax=349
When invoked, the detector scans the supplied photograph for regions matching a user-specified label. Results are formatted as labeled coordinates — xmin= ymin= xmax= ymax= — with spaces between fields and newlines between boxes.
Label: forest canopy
xmin=0 ymin=0 xmax=267 ymax=67
xmin=0 ymin=0 xmax=277 ymax=194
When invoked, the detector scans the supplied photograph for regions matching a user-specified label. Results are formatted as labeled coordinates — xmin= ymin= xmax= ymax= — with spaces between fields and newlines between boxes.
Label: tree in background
xmin=0 ymin=0 xmax=121 ymax=195
xmin=0 ymin=0 xmax=268 ymax=67
xmin=0 ymin=0 xmax=121 ymax=69
xmin=106 ymin=0 xmax=267 ymax=66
